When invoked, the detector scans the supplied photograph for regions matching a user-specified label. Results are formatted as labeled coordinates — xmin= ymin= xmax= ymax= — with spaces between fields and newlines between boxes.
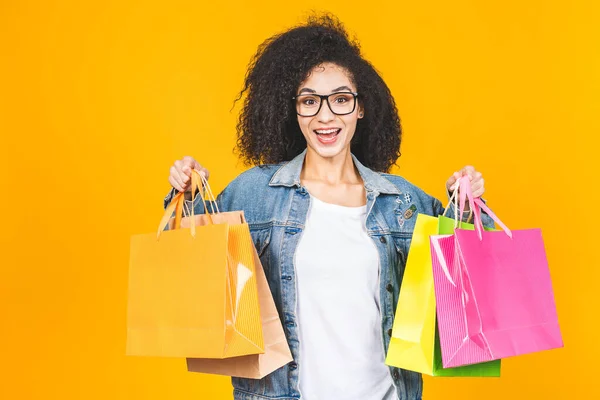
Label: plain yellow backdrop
xmin=1 ymin=0 xmax=598 ymax=398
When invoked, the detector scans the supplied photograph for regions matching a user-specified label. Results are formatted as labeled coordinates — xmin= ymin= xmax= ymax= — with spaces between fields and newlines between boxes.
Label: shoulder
xmin=224 ymin=164 xmax=284 ymax=192
xmin=216 ymin=163 xmax=289 ymax=219
xmin=217 ymin=163 xmax=287 ymax=208
xmin=381 ymin=173 xmax=443 ymax=215
xmin=379 ymin=173 xmax=433 ymax=198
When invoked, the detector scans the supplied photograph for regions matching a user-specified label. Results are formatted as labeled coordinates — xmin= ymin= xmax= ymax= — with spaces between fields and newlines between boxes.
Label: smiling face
xmin=295 ymin=63 xmax=363 ymax=160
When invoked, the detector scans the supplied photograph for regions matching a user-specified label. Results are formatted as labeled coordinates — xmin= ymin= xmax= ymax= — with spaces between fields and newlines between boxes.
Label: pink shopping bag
xmin=430 ymin=176 xmax=563 ymax=368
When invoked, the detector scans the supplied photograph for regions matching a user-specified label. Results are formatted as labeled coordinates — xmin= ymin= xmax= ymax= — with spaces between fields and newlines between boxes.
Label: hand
xmin=168 ymin=156 xmax=210 ymax=193
xmin=446 ymin=166 xmax=485 ymax=198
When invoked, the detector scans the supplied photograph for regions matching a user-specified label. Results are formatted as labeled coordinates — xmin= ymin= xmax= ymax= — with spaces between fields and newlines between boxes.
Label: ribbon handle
xmin=457 ymin=175 xmax=512 ymax=240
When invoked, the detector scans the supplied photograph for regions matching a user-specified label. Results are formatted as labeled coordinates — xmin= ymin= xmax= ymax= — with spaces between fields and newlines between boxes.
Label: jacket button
xmin=392 ymin=369 xmax=400 ymax=380
xmin=380 ymin=236 xmax=387 ymax=244
xmin=388 ymin=328 xmax=393 ymax=336
xmin=289 ymin=362 xmax=298 ymax=370
xmin=386 ymin=283 xmax=393 ymax=292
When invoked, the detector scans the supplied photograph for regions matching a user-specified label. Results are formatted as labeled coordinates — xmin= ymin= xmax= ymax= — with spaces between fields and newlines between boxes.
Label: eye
xmin=299 ymin=96 xmax=320 ymax=107
xmin=332 ymin=93 xmax=353 ymax=104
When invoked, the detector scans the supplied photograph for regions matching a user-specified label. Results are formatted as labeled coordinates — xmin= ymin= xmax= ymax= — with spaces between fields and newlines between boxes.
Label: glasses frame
xmin=292 ymin=92 xmax=359 ymax=117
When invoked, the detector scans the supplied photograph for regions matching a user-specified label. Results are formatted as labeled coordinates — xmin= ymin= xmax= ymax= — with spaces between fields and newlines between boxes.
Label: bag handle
xmin=200 ymin=172 xmax=220 ymax=214
xmin=457 ymin=175 xmax=512 ymax=240
xmin=442 ymin=184 xmax=472 ymax=228
xmin=156 ymin=170 xmax=211 ymax=239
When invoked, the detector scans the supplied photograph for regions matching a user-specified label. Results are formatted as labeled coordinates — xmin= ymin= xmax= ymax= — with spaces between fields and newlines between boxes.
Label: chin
xmin=308 ymin=141 xmax=348 ymax=159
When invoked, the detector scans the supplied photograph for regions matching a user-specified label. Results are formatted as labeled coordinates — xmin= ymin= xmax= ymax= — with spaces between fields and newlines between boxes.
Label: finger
xmin=447 ymin=172 xmax=461 ymax=191
xmin=174 ymin=160 xmax=191 ymax=186
xmin=473 ymin=188 xmax=485 ymax=198
xmin=193 ymin=167 xmax=210 ymax=181
xmin=191 ymin=159 xmax=202 ymax=171
xmin=170 ymin=165 xmax=187 ymax=190
xmin=469 ymin=173 xmax=483 ymax=188
xmin=472 ymin=187 xmax=485 ymax=198
xmin=446 ymin=172 xmax=457 ymax=184
xmin=201 ymin=167 xmax=210 ymax=180
xmin=175 ymin=159 xmax=192 ymax=177
xmin=169 ymin=175 xmax=185 ymax=193
xmin=182 ymin=156 xmax=197 ymax=169
xmin=460 ymin=165 xmax=476 ymax=179
xmin=181 ymin=156 xmax=208 ymax=180
xmin=183 ymin=157 xmax=204 ymax=182
xmin=471 ymin=178 xmax=485 ymax=197
xmin=470 ymin=182 xmax=483 ymax=194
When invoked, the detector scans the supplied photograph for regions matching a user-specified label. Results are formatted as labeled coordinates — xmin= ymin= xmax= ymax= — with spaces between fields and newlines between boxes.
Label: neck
xmin=301 ymin=147 xmax=361 ymax=185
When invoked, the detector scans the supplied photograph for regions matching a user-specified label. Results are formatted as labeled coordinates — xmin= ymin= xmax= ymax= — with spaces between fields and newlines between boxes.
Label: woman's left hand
xmin=446 ymin=166 xmax=485 ymax=198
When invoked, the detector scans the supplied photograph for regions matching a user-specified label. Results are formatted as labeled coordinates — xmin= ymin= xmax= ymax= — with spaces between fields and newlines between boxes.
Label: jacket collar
xmin=268 ymin=149 xmax=400 ymax=195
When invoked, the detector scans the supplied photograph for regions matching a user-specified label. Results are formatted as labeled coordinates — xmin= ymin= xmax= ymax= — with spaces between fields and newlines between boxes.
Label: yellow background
xmin=1 ymin=0 xmax=597 ymax=398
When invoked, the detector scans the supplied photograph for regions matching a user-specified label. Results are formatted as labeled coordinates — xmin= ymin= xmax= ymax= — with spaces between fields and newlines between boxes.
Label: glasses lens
xmin=296 ymin=95 xmax=321 ymax=116
xmin=329 ymin=93 xmax=355 ymax=115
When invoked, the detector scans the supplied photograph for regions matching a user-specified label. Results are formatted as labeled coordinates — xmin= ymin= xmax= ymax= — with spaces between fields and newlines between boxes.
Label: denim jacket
xmin=164 ymin=150 xmax=494 ymax=400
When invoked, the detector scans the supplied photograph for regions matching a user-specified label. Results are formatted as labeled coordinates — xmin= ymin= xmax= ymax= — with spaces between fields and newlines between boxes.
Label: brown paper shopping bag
xmin=127 ymin=172 xmax=264 ymax=359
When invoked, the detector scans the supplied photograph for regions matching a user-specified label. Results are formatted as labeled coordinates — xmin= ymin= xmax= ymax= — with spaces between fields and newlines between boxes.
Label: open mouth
xmin=314 ymin=128 xmax=341 ymax=144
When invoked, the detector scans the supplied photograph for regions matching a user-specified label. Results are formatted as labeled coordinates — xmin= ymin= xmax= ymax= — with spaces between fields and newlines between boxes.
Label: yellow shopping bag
xmin=386 ymin=214 xmax=438 ymax=374
xmin=127 ymin=172 xmax=264 ymax=358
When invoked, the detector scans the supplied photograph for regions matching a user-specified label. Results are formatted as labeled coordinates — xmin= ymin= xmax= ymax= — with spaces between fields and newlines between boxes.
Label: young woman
xmin=165 ymin=15 xmax=491 ymax=400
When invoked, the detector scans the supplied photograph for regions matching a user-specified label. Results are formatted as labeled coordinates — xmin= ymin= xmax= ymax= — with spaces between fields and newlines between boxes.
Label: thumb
xmin=447 ymin=172 xmax=460 ymax=190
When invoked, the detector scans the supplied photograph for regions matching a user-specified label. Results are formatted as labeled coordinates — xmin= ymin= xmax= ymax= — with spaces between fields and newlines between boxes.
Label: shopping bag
xmin=431 ymin=176 xmax=563 ymax=368
xmin=181 ymin=210 xmax=293 ymax=378
xmin=127 ymin=171 xmax=264 ymax=358
xmin=386 ymin=209 xmax=500 ymax=376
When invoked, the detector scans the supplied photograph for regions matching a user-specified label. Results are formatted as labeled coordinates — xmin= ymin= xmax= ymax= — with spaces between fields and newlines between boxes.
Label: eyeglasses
xmin=292 ymin=92 xmax=359 ymax=117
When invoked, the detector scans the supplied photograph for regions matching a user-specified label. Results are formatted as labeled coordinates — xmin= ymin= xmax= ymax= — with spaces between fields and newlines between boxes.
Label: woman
xmin=165 ymin=15 xmax=491 ymax=400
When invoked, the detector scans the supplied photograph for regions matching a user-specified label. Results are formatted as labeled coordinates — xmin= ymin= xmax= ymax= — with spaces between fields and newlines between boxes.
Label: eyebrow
xmin=297 ymin=85 xmax=354 ymax=95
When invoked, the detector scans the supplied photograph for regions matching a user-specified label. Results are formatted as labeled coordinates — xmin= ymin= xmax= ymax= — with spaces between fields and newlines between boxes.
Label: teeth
xmin=315 ymin=128 xmax=340 ymax=134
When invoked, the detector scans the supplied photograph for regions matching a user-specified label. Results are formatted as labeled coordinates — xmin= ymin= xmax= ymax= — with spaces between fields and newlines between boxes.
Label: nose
xmin=316 ymin=99 xmax=335 ymax=123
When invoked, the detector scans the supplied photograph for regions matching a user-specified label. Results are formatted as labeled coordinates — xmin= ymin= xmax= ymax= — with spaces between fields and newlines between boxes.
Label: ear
xmin=358 ymin=103 xmax=364 ymax=119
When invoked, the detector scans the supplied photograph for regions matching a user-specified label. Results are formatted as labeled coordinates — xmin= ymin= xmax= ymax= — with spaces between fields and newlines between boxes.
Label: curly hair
xmin=235 ymin=14 xmax=401 ymax=173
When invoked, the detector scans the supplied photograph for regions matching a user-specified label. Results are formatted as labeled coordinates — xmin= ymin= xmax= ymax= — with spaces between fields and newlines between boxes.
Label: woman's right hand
xmin=168 ymin=156 xmax=210 ymax=193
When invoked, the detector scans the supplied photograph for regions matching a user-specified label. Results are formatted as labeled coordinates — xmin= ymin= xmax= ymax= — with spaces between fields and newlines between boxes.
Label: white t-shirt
xmin=295 ymin=195 xmax=397 ymax=400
